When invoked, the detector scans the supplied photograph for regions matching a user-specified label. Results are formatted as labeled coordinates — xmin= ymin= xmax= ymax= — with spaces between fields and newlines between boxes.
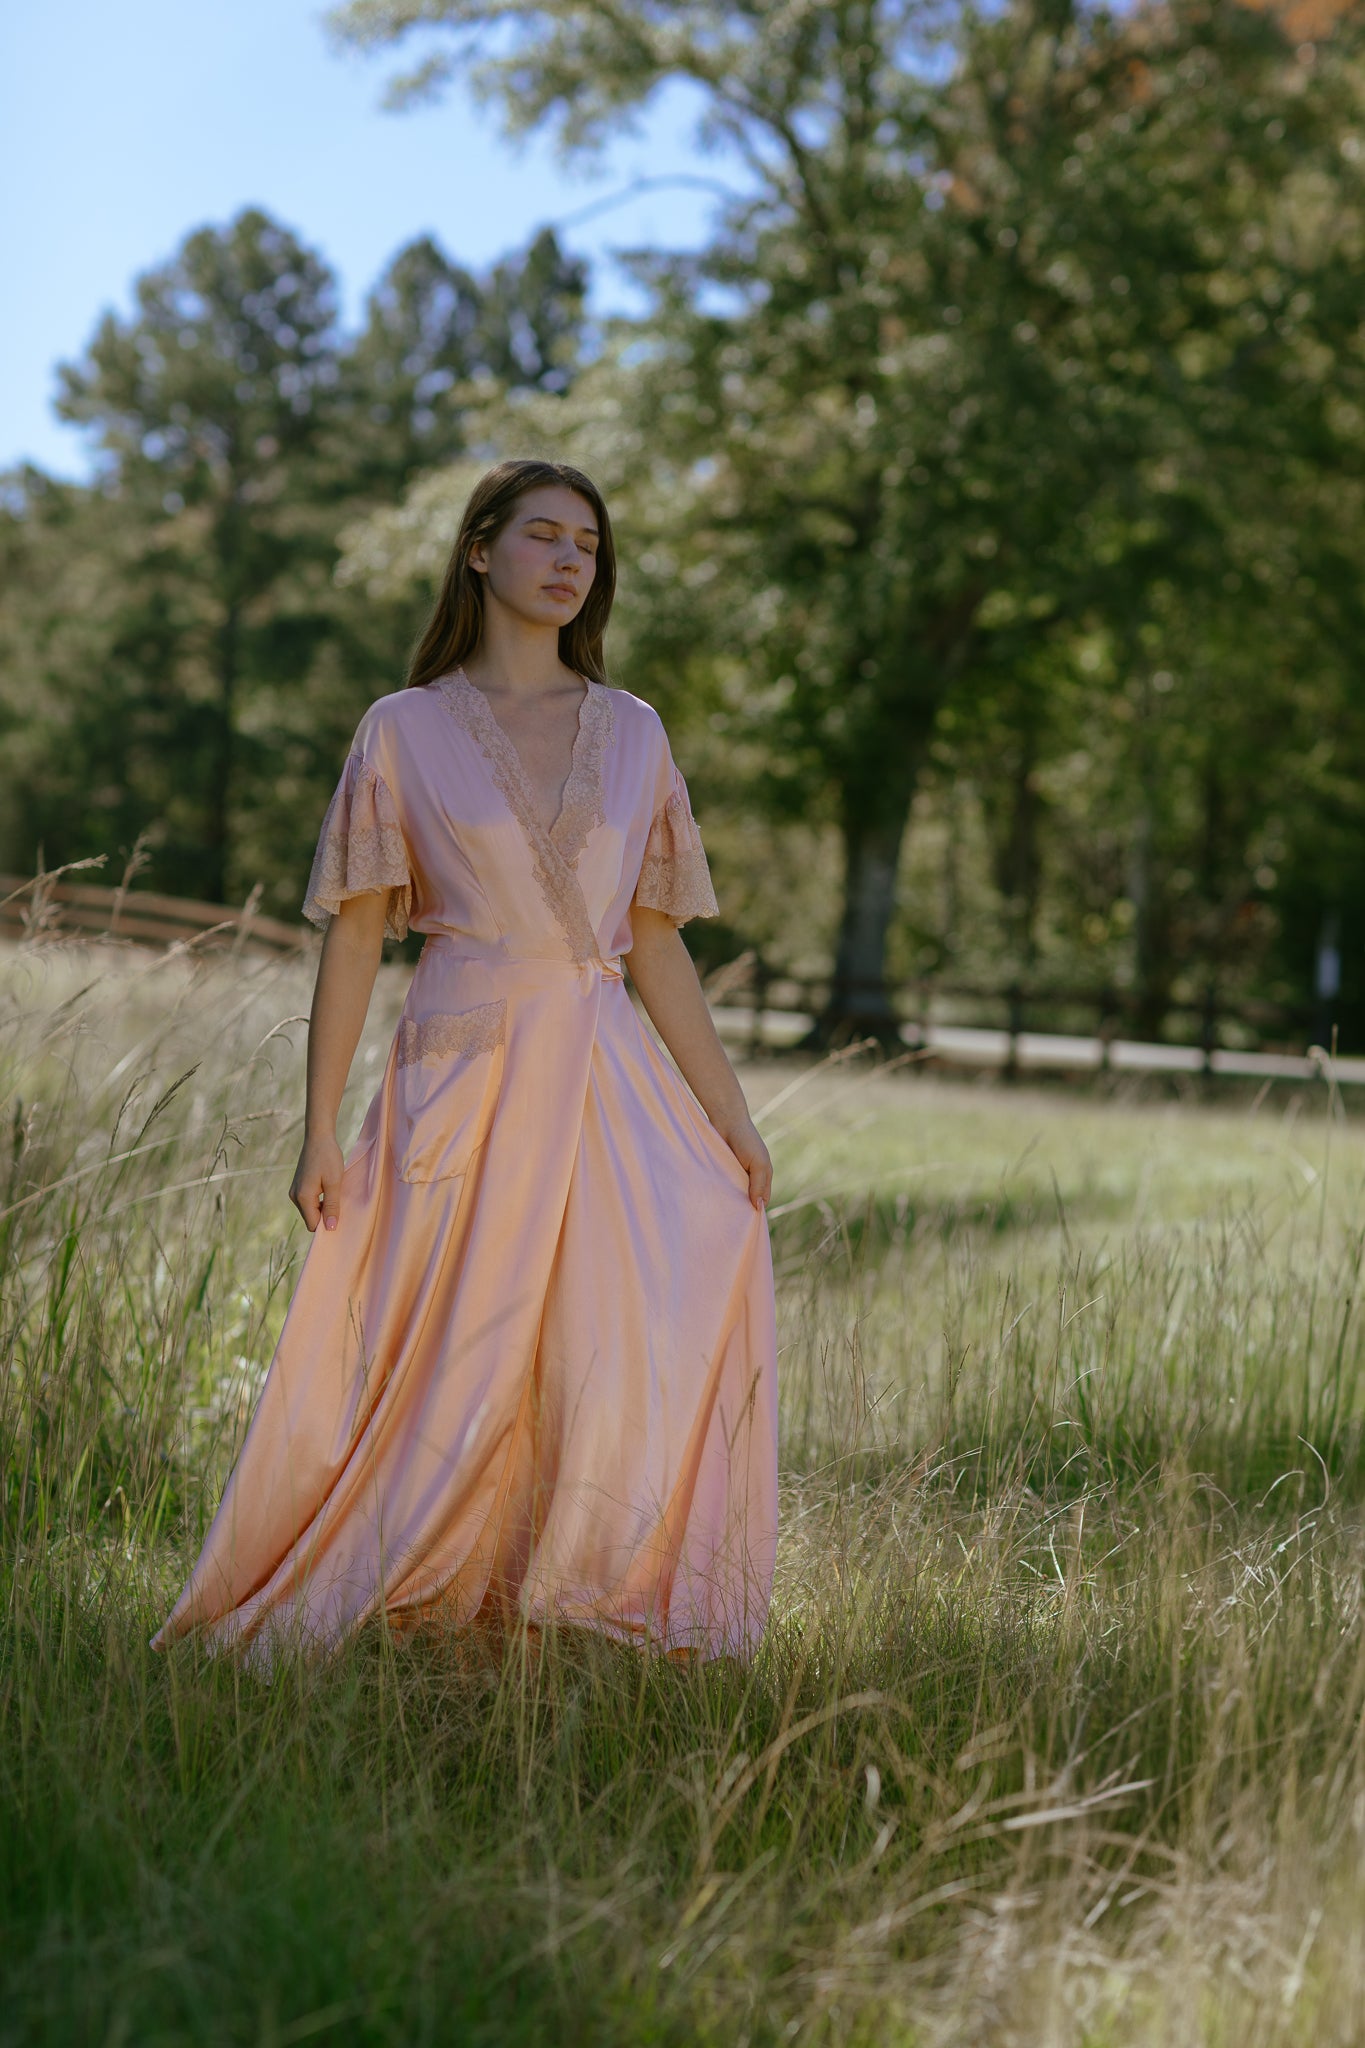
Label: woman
xmin=152 ymin=458 xmax=778 ymax=1669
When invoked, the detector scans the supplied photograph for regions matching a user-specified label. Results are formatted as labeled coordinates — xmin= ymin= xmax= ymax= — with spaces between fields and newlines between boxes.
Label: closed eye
xmin=526 ymin=521 xmax=597 ymax=551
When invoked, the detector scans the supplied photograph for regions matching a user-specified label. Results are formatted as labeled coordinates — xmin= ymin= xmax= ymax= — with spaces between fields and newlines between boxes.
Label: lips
xmin=544 ymin=583 xmax=577 ymax=600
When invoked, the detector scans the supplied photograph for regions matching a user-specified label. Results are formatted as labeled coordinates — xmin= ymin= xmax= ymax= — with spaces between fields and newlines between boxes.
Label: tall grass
xmin=4 ymin=939 xmax=1365 ymax=2045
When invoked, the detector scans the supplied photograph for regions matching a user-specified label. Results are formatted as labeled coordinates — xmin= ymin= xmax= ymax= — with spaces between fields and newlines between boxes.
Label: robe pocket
xmin=391 ymin=997 xmax=506 ymax=1184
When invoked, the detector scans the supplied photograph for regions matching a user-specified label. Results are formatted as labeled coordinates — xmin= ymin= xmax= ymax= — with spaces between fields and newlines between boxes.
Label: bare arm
xmin=288 ymin=890 xmax=389 ymax=1231
xmin=624 ymin=906 xmax=772 ymax=1210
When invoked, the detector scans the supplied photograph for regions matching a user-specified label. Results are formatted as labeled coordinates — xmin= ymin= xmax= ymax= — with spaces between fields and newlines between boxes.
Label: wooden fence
xmin=0 ymin=875 xmax=1335 ymax=1072
xmin=713 ymin=953 xmax=1320 ymax=1071
xmin=0 ymin=871 xmax=311 ymax=956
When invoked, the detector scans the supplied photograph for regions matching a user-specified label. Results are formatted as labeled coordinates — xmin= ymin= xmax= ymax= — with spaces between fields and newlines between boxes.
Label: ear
xmin=468 ymin=543 xmax=489 ymax=575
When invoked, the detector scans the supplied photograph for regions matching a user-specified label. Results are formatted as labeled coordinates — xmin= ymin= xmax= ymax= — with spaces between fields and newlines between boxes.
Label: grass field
xmin=5 ymin=939 xmax=1365 ymax=2045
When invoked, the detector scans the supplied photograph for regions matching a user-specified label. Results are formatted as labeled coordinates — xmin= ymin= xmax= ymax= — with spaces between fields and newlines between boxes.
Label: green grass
xmin=5 ymin=941 xmax=1365 ymax=2044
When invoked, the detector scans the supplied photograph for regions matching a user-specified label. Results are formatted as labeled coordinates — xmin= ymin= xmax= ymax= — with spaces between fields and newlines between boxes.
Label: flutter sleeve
xmin=632 ymin=759 xmax=720 ymax=928
xmin=302 ymin=749 xmax=412 ymax=942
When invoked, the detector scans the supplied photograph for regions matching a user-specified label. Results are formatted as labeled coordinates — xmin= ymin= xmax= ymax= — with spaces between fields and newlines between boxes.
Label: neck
xmin=463 ymin=599 xmax=574 ymax=697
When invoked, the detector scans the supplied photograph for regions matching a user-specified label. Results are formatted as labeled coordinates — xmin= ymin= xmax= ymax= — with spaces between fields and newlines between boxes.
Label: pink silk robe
xmin=152 ymin=670 xmax=779 ymax=1666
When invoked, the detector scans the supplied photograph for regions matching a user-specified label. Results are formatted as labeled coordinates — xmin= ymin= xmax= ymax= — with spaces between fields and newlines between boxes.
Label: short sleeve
xmin=302 ymin=751 xmax=412 ymax=942
xmin=632 ymin=762 xmax=720 ymax=927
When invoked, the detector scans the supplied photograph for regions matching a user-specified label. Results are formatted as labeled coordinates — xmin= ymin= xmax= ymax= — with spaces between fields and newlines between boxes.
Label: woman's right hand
xmin=293 ymin=896 xmax=387 ymax=1235
xmin=290 ymin=1130 xmax=346 ymax=1232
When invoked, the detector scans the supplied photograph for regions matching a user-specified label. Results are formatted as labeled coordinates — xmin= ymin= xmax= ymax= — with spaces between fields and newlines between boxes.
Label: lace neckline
xmin=447 ymin=667 xmax=593 ymax=847
xmin=446 ymin=671 xmax=609 ymax=856
xmin=432 ymin=668 xmax=615 ymax=962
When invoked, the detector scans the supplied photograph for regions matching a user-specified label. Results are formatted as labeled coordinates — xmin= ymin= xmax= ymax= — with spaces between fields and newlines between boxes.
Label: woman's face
xmin=470 ymin=484 xmax=600 ymax=628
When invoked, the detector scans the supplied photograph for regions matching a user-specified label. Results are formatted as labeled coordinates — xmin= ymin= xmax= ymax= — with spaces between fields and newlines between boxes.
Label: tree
xmin=3 ymin=213 xmax=589 ymax=910
xmin=55 ymin=209 xmax=346 ymax=903
xmin=342 ymin=226 xmax=586 ymax=487
xmin=333 ymin=0 xmax=1359 ymax=1038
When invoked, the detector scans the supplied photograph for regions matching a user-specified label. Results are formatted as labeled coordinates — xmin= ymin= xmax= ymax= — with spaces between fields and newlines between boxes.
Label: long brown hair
xmin=405 ymin=458 xmax=617 ymax=688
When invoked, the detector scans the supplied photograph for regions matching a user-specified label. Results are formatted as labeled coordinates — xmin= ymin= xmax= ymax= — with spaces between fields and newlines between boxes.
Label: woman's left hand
xmin=718 ymin=1115 xmax=773 ymax=1210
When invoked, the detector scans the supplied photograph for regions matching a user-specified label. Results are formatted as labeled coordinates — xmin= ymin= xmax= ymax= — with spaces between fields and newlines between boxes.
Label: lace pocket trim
xmin=397 ymin=998 xmax=506 ymax=1069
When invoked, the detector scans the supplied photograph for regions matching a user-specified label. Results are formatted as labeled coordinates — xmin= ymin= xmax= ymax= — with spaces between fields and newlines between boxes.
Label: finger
xmin=319 ymin=1169 xmax=342 ymax=1233
xmin=292 ymin=1179 xmax=321 ymax=1232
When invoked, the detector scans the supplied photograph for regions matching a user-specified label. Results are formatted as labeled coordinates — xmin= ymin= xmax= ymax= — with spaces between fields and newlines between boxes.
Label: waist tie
xmin=421 ymin=933 xmax=624 ymax=984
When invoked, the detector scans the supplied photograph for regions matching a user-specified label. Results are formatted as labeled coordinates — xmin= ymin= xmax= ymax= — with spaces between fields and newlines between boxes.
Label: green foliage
xmin=58 ymin=208 xmax=343 ymax=500
xmin=0 ymin=210 xmax=586 ymax=915
xmin=331 ymin=0 xmax=1365 ymax=1040
xmin=344 ymin=226 xmax=586 ymax=489
xmin=7 ymin=4 xmax=1365 ymax=1039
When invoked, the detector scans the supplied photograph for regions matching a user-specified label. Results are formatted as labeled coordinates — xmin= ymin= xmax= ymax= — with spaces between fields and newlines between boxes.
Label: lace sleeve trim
xmin=302 ymin=754 xmax=412 ymax=942
xmin=634 ymin=785 xmax=720 ymax=926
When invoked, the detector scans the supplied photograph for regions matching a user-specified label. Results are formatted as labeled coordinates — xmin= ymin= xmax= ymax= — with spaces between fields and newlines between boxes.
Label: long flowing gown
xmin=152 ymin=670 xmax=779 ymax=1667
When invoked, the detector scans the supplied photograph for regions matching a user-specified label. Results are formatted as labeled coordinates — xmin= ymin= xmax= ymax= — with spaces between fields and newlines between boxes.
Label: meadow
xmin=4 ymin=938 xmax=1365 ymax=2046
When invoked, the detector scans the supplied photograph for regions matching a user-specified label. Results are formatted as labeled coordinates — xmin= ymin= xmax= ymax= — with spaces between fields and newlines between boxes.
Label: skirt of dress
xmin=151 ymin=945 xmax=779 ymax=1670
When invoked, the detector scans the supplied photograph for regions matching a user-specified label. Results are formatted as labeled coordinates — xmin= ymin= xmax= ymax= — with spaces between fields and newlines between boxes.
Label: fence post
xmin=1200 ymin=978 xmax=1218 ymax=1078
xmin=1005 ymin=981 xmax=1023 ymax=1081
xmin=1097 ymin=989 xmax=1116 ymax=1072
xmin=908 ymin=976 xmax=927 ymax=1055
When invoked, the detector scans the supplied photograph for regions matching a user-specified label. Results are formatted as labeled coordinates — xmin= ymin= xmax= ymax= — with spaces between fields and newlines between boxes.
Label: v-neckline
xmin=433 ymin=666 xmax=615 ymax=965
xmin=447 ymin=665 xmax=593 ymax=851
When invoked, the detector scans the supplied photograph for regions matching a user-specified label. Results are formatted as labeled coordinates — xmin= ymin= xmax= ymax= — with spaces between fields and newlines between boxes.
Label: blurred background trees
xmin=4 ymin=0 xmax=1365 ymax=1046
xmin=0 ymin=213 xmax=585 ymax=909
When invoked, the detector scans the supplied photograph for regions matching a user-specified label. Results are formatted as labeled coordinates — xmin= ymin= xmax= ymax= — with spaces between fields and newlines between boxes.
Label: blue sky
xmin=0 ymin=0 xmax=739 ymax=479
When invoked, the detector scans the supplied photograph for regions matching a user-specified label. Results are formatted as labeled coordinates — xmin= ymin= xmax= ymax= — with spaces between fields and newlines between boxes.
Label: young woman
xmin=152 ymin=458 xmax=778 ymax=1668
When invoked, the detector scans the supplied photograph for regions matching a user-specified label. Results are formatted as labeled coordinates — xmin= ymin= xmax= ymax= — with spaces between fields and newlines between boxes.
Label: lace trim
xmin=634 ymin=788 xmax=720 ymax=925
xmin=552 ymin=678 xmax=614 ymax=868
xmin=635 ymin=842 xmax=719 ymax=924
xmin=397 ymin=998 xmax=506 ymax=1068
xmin=303 ymin=756 xmax=412 ymax=942
xmin=432 ymin=671 xmax=614 ymax=964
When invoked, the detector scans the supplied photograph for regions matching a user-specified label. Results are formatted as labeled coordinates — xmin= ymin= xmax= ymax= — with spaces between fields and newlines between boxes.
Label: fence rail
xmin=707 ymin=953 xmax=1337 ymax=1078
xmin=2 ymin=878 xmax=1349 ymax=1082
xmin=0 ymin=871 xmax=312 ymax=956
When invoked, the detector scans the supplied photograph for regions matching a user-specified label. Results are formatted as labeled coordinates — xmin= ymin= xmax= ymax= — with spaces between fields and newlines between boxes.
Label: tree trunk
xmin=1126 ymin=653 xmax=1173 ymax=1045
xmin=203 ymin=596 xmax=239 ymax=907
xmin=994 ymin=719 xmax=1042 ymax=974
xmin=812 ymin=795 xmax=916 ymax=1048
xmin=809 ymin=596 xmax=982 ymax=1049
xmin=1129 ymin=798 xmax=1172 ymax=1043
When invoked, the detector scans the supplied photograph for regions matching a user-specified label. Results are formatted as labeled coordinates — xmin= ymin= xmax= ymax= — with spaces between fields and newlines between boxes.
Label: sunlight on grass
xmin=4 ymin=941 xmax=1365 ymax=2045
